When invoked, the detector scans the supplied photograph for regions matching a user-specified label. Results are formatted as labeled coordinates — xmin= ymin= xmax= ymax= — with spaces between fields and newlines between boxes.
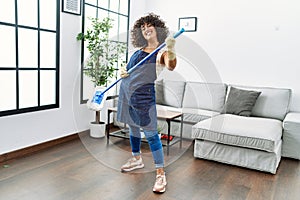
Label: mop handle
xmin=101 ymin=28 xmax=185 ymax=94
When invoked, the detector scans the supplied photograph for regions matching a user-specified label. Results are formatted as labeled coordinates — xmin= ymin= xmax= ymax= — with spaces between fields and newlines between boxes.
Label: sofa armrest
xmin=282 ymin=112 xmax=300 ymax=159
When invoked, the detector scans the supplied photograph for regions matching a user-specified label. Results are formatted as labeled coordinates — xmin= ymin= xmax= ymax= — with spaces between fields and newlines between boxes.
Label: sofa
xmin=155 ymin=79 xmax=298 ymax=174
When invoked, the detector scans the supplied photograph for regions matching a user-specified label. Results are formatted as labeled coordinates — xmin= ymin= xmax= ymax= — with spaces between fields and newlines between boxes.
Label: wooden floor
xmin=1 ymin=132 xmax=300 ymax=200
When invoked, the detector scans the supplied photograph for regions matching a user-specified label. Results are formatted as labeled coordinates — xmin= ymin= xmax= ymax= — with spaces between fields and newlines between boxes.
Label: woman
xmin=117 ymin=13 xmax=177 ymax=193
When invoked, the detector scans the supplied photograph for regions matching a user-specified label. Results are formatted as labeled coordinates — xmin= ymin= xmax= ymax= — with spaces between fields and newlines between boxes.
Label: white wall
xmin=0 ymin=13 xmax=94 ymax=154
xmin=130 ymin=0 xmax=300 ymax=111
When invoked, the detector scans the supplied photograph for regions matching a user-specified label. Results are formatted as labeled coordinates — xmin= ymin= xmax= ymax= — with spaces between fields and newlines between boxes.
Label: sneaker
xmin=121 ymin=157 xmax=144 ymax=172
xmin=153 ymin=173 xmax=167 ymax=193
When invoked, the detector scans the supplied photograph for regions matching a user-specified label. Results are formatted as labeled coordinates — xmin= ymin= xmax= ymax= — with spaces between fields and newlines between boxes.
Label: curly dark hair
xmin=130 ymin=13 xmax=169 ymax=48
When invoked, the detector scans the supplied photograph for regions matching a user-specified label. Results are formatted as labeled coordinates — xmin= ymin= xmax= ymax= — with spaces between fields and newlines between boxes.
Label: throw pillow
xmin=222 ymin=86 xmax=262 ymax=117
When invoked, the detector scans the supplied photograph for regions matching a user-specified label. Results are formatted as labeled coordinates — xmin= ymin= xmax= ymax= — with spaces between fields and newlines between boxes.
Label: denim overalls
xmin=117 ymin=50 xmax=158 ymax=130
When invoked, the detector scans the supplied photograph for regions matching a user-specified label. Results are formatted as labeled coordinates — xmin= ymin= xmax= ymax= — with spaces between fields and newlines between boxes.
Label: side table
xmin=106 ymin=107 xmax=183 ymax=155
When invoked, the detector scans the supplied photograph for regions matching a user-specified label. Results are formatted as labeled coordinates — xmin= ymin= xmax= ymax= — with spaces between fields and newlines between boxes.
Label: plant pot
xmin=90 ymin=121 xmax=106 ymax=138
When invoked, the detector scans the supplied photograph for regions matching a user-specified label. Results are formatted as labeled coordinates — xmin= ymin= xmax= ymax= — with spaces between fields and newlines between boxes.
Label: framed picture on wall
xmin=62 ymin=0 xmax=81 ymax=15
xmin=178 ymin=17 xmax=197 ymax=32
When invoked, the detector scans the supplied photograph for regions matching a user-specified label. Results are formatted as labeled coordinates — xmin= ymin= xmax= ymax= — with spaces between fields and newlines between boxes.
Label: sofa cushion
xmin=182 ymin=107 xmax=220 ymax=124
xmin=155 ymin=80 xmax=186 ymax=108
xmin=155 ymin=79 xmax=164 ymax=104
xmin=194 ymin=139 xmax=281 ymax=174
xmin=163 ymin=80 xmax=186 ymax=107
xmin=182 ymin=82 xmax=227 ymax=112
xmin=230 ymin=85 xmax=291 ymax=120
xmin=192 ymin=114 xmax=283 ymax=152
xmin=221 ymin=86 xmax=261 ymax=117
xmin=156 ymin=105 xmax=219 ymax=124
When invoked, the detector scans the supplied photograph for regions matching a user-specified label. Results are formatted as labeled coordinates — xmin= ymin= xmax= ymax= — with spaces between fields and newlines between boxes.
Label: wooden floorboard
xmin=0 ymin=131 xmax=300 ymax=200
xmin=0 ymin=133 xmax=79 ymax=163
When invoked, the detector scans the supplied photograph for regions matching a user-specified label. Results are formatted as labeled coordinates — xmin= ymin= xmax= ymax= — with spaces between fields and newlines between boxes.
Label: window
xmin=0 ymin=0 xmax=60 ymax=117
xmin=80 ymin=0 xmax=130 ymax=103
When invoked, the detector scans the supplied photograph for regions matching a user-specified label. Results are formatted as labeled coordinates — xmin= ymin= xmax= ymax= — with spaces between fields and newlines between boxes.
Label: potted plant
xmin=77 ymin=17 xmax=126 ymax=138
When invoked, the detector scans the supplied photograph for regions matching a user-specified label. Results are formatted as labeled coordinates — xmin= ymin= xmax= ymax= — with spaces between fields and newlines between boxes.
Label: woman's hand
xmin=165 ymin=37 xmax=176 ymax=60
xmin=120 ymin=66 xmax=129 ymax=78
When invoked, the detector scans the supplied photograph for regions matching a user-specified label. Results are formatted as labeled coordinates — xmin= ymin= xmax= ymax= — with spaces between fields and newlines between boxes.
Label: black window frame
xmin=0 ymin=0 xmax=60 ymax=117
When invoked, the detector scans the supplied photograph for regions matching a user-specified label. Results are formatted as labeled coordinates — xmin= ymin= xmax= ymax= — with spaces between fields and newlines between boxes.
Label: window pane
xmin=85 ymin=0 xmax=97 ymax=5
xmin=119 ymin=0 xmax=128 ymax=15
xmin=40 ymin=31 xmax=56 ymax=68
xmin=19 ymin=70 xmax=38 ymax=108
xmin=83 ymin=73 xmax=94 ymax=100
xmin=119 ymin=15 xmax=128 ymax=43
xmin=85 ymin=5 xmax=97 ymax=18
xmin=84 ymin=5 xmax=97 ymax=28
xmin=0 ymin=0 xmax=15 ymax=23
xmin=0 ymin=25 xmax=16 ymax=68
xmin=98 ymin=9 xmax=108 ymax=21
xmin=40 ymin=0 xmax=57 ymax=30
xmin=40 ymin=70 xmax=56 ymax=105
xmin=0 ymin=71 xmax=16 ymax=111
xmin=109 ymin=13 xmax=119 ymax=39
xmin=18 ymin=28 xmax=38 ymax=68
xmin=83 ymin=44 xmax=90 ymax=63
xmin=109 ymin=0 xmax=119 ymax=13
xmin=18 ymin=0 xmax=38 ymax=27
xmin=99 ymin=0 xmax=109 ymax=9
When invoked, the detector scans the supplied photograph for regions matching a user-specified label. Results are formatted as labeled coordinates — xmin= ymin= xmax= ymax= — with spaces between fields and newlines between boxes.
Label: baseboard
xmin=0 ymin=133 xmax=81 ymax=164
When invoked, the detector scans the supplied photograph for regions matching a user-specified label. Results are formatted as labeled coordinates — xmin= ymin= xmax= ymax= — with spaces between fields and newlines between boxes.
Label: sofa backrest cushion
xmin=182 ymin=82 xmax=227 ymax=112
xmin=230 ymin=85 xmax=292 ymax=120
xmin=155 ymin=79 xmax=164 ymax=105
xmin=155 ymin=79 xmax=186 ymax=108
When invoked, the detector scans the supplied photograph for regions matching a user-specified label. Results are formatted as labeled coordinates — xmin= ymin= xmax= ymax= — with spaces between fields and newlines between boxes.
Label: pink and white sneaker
xmin=153 ymin=173 xmax=167 ymax=193
xmin=121 ymin=157 xmax=144 ymax=172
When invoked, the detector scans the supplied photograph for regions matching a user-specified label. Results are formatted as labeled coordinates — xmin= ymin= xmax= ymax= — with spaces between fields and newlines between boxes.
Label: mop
xmin=88 ymin=28 xmax=185 ymax=110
